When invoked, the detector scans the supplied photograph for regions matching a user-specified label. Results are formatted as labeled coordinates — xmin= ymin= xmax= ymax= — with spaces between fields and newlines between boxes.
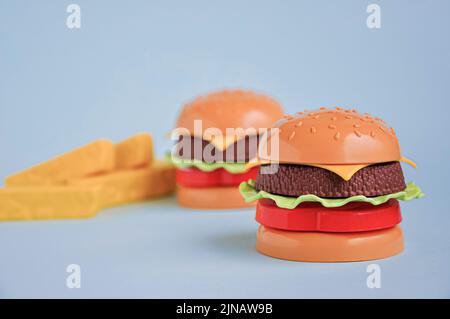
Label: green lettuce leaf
xmin=239 ymin=179 xmax=424 ymax=209
xmin=166 ymin=154 xmax=250 ymax=173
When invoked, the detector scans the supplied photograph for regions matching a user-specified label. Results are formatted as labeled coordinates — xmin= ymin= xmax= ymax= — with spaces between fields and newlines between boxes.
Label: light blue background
xmin=0 ymin=0 xmax=449 ymax=298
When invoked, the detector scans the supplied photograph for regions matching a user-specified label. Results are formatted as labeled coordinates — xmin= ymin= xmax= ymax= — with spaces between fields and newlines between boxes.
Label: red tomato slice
xmin=256 ymin=198 xmax=402 ymax=232
xmin=176 ymin=166 xmax=258 ymax=188
xmin=176 ymin=168 xmax=221 ymax=187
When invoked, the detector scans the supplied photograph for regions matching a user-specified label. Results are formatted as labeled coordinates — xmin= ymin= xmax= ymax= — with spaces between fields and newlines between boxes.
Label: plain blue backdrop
xmin=0 ymin=0 xmax=449 ymax=298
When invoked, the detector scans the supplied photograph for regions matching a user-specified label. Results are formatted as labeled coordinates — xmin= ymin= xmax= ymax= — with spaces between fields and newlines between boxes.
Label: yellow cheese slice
xmin=246 ymin=161 xmax=367 ymax=181
xmin=173 ymin=134 xmax=248 ymax=151
xmin=201 ymin=135 xmax=241 ymax=151
xmin=69 ymin=160 xmax=176 ymax=208
xmin=246 ymin=157 xmax=417 ymax=181
xmin=315 ymin=157 xmax=417 ymax=180
xmin=0 ymin=186 xmax=100 ymax=221
xmin=170 ymin=130 xmax=258 ymax=151
xmin=5 ymin=140 xmax=115 ymax=187
xmin=400 ymin=156 xmax=417 ymax=168
xmin=307 ymin=163 xmax=369 ymax=181
xmin=245 ymin=160 xmax=269 ymax=170
xmin=116 ymin=133 xmax=154 ymax=169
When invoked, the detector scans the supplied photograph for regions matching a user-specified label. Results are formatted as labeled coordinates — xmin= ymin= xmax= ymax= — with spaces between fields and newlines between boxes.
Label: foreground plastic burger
xmin=171 ymin=90 xmax=284 ymax=209
xmin=240 ymin=107 xmax=423 ymax=262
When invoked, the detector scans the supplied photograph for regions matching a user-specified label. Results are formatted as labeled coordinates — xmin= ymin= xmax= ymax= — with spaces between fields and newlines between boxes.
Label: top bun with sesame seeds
xmin=176 ymin=89 xmax=285 ymax=137
xmin=258 ymin=107 xmax=402 ymax=165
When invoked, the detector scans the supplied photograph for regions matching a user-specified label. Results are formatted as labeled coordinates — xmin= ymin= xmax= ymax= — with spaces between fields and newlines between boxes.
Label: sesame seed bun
xmin=259 ymin=107 xmax=401 ymax=165
xmin=176 ymin=90 xmax=284 ymax=137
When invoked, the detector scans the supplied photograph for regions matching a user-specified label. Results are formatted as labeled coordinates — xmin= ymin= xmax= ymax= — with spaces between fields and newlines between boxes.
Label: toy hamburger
xmin=240 ymin=107 xmax=423 ymax=262
xmin=171 ymin=90 xmax=284 ymax=209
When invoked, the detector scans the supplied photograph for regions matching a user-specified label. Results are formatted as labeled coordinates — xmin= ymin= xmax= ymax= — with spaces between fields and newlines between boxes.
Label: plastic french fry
xmin=69 ymin=160 xmax=175 ymax=208
xmin=115 ymin=133 xmax=154 ymax=169
xmin=0 ymin=186 xmax=100 ymax=221
xmin=5 ymin=140 xmax=115 ymax=187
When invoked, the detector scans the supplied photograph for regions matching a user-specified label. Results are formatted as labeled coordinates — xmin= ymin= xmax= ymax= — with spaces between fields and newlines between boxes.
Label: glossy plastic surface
xmin=176 ymin=90 xmax=284 ymax=137
xmin=256 ymin=225 xmax=404 ymax=262
xmin=256 ymin=198 xmax=402 ymax=232
xmin=177 ymin=185 xmax=255 ymax=209
xmin=258 ymin=107 xmax=402 ymax=165
xmin=176 ymin=167 xmax=258 ymax=188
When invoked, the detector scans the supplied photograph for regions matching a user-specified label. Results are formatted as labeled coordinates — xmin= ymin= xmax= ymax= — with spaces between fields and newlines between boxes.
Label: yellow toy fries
xmin=0 ymin=186 xmax=99 ymax=221
xmin=5 ymin=139 xmax=115 ymax=186
xmin=115 ymin=133 xmax=154 ymax=169
xmin=1 ymin=133 xmax=175 ymax=221
xmin=70 ymin=160 xmax=175 ymax=208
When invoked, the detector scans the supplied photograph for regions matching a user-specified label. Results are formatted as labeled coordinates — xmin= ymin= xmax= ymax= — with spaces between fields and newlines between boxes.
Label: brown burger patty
xmin=255 ymin=162 xmax=406 ymax=198
xmin=175 ymin=135 xmax=259 ymax=162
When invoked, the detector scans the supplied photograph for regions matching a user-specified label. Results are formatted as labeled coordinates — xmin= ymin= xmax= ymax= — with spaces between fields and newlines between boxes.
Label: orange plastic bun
xmin=256 ymin=225 xmax=404 ymax=262
xmin=177 ymin=185 xmax=255 ymax=209
xmin=176 ymin=90 xmax=284 ymax=137
xmin=258 ymin=107 xmax=401 ymax=165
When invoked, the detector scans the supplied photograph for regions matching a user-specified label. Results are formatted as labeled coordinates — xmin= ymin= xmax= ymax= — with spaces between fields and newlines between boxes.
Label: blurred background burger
xmin=171 ymin=89 xmax=284 ymax=209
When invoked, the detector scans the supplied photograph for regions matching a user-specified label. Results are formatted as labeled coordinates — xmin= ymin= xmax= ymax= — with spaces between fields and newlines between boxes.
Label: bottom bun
xmin=177 ymin=185 xmax=255 ymax=209
xmin=256 ymin=225 xmax=404 ymax=262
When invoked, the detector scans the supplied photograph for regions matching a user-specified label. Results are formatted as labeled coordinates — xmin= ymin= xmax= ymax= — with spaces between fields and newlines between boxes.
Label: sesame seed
xmin=353 ymin=123 xmax=361 ymax=128
xmin=345 ymin=115 xmax=353 ymax=119
xmin=336 ymin=107 xmax=343 ymax=110
xmin=370 ymin=131 xmax=376 ymax=137
xmin=328 ymin=124 xmax=336 ymax=129
xmin=289 ymin=131 xmax=296 ymax=140
xmin=354 ymin=129 xmax=362 ymax=137
xmin=296 ymin=121 xmax=303 ymax=127
xmin=310 ymin=127 xmax=317 ymax=134
xmin=334 ymin=132 xmax=341 ymax=140
xmin=319 ymin=107 xmax=327 ymax=110
xmin=331 ymin=116 xmax=337 ymax=121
